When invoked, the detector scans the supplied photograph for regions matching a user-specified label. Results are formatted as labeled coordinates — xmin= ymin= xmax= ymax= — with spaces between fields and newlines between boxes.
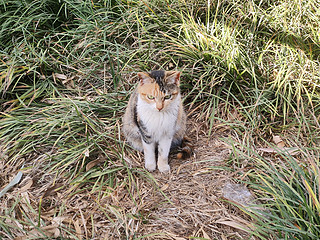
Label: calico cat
xmin=122 ymin=70 xmax=187 ymax=173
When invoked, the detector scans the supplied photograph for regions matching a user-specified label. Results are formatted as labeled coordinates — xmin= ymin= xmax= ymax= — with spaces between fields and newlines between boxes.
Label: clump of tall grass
xmin=156 ymin=0 xmax=320 ymax=128
xmin=247 ymin=149 xmax=320 ymax=239
xmin=0 ymin=95 xmax=125 ymax=171
xmin=0 ymin=0 xmax=140 ymax=103
xmin=221 ymin=109 xmax=320 ymax=239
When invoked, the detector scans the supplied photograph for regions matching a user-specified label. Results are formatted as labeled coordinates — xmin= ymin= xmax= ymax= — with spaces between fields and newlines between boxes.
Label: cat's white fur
xmin=137 ymin=93 xmax=181 ymax=172
xmin=137 ymin=93 xmax=180 ymax=140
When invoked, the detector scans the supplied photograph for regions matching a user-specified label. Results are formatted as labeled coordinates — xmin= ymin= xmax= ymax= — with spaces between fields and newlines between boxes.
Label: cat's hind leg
xmin=123 ymin=121 xmax=144 ymax=152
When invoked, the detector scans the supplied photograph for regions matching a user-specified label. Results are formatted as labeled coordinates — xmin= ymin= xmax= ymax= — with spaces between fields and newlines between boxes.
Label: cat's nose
xmin=157 ymin=106 xmax=163 ymax=111
xmin=156 ymin=103 xmax=164 ymax=111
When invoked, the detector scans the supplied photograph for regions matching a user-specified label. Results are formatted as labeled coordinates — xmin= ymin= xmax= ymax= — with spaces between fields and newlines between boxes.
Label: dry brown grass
xmin=0 ymin=112 xmax=261 ymax=240
xmin=136 ymin=140 xmax=252 ymax=240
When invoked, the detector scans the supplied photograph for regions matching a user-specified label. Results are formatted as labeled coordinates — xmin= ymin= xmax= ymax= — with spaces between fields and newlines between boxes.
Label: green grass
xmin=237 ymin=144 xmax=320 ymax=240
xmin=1 ymin=0 xmax=320 ymax=239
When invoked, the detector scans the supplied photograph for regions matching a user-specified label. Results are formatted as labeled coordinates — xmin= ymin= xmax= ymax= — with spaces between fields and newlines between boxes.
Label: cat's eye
xmin=164 ymin=94 xmax=172 ymax=100
xmin=147 ymin=95 xmax=155 ymax=100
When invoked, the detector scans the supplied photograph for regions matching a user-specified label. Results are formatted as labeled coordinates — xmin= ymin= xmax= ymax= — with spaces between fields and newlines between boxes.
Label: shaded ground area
xmin=0 ymin=118 xmax=257 ymax=240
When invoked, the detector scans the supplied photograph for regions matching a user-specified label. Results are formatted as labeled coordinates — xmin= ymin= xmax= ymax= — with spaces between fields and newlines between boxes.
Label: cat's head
xmin=137 ymin=70 xmax=181 ymax=112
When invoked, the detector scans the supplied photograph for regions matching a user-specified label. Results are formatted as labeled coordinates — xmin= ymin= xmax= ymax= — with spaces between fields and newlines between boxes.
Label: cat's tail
xmin=177 ymin=136 xmax=193 ymax=159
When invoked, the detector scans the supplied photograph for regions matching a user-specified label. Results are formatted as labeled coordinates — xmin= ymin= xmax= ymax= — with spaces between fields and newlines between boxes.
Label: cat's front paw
xmin=145 ymin=162 xmax=156 ymax=172
xmin=158 ymin=162 xmax=170 ymax=173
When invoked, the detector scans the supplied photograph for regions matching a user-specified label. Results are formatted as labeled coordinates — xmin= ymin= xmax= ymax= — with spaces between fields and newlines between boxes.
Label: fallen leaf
xmin=84 ymin=149 xmax=90 ymax=157
xmin=14 ymin=225 xmax=60 ymax=239
xmin=257 ymin=147 xmax=276 ymax=153
xmin=42 ymin=184 xmax=64 ymax=199
xmin=161 ymin=184 xmax=169 ymax=191
xmin=216 ymin=220 xmax=250 ymax=232
xmin=13 ymin=237 xmax=25 ymax=240
xmin=42 ymin=225 xmax=60 ymax=237
xmin=19 ymin=179 xmax=33 ymax=193
xmin=0 ymin=166 xmax=24 ymax=197
xmin=52 ymin=216 xmax=68 ymax=225
xmin=257 ymin=147 xmax=300 ymax=155
xmin=74 ymin=219 xmax=82 ymax=240
xmin=54 ymin=73 xmax=67 ymax=80
xmin=273 ymin=135 xmax=285 ymax=148
xmin=86 ymin=159 xmax=102 ymax=171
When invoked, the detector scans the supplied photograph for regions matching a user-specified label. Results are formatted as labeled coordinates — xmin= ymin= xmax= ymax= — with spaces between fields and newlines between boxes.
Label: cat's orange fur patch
xmin=138 ymin=82 xmax=163 ymax=100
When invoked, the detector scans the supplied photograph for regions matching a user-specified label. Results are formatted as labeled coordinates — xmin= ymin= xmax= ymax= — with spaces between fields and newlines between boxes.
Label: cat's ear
xmin=137 ymin=72 xmax=152 ymax=85
xmin=166 ymin=71 xmax=181 ymax=85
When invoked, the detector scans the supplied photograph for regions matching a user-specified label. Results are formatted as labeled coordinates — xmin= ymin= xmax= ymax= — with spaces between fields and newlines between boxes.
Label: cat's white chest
xmin=137 ymin=96 xmax=179 ymax=140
